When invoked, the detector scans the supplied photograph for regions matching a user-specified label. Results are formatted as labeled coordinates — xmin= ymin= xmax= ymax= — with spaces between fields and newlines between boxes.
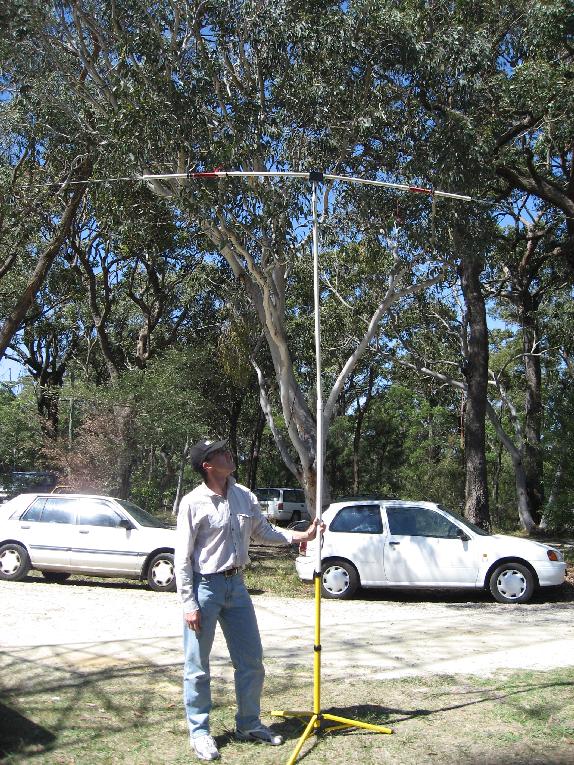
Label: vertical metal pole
xmin=311 ymin=180 xmax=323 ymax=719
xmin=312 ymin=180 xmax=323 ymax=544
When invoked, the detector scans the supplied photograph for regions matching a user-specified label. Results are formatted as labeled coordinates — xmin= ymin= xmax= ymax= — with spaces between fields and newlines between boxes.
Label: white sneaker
xmin=236 ymin=723 xmax=284 ymax=745
xmin=191 ymin=734 xmax=220 ymax=761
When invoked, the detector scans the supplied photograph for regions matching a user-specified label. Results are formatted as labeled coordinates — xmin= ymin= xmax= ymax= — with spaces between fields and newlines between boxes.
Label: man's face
xmin=203 ymin=447 xmax=235 ymax=476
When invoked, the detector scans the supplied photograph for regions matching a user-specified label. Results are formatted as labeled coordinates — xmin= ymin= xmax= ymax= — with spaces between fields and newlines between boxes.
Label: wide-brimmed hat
xmin=189 ymin=438 xmax=229 ymax=471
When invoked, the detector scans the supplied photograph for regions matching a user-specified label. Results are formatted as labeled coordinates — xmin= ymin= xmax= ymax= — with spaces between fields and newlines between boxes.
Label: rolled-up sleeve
xmin=174 ymin=498 xmax=199 ymax=612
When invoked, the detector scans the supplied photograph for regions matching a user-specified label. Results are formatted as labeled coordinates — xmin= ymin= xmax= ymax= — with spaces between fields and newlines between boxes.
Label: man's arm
xmin=174 ymin=499 xmax=201 ymax=631
xmin=250 ymin=505 xmax=323 ymax=546
xmin=291 ymin=518 xmax=323 ymax=543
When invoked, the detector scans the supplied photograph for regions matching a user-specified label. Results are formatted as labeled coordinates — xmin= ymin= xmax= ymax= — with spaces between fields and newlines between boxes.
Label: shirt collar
xmin=201 ymin=475 xmax=236 ymax=498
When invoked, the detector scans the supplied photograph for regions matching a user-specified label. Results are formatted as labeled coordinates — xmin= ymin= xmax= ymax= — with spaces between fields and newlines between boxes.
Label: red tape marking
xmin=189 ymin=167 xmax=223 ymax=178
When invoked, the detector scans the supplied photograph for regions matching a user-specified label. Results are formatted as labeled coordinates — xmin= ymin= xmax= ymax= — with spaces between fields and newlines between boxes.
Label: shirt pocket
xmin=236 ymin=512 xmax=253 ymax=536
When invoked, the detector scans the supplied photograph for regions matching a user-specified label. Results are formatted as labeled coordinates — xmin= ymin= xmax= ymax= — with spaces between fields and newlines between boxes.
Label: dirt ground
xmin=2 ymin=574 xmax=574 ymax=683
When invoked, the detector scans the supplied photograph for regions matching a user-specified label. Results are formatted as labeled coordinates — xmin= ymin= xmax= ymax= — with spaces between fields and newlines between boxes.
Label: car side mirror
xmin=456 ymin=527 xmax=470 ymax=542
xmin=119 ymin=519 xmax=134 ymax=530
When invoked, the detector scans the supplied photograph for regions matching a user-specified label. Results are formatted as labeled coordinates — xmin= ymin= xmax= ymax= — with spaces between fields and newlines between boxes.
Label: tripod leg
xmin=285 ymin=713 xmax=318 ymax=765
xmin=322 ymin=712 xmax=393 ymax=734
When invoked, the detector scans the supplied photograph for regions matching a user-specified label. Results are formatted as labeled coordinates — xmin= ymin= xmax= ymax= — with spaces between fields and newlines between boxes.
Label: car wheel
xmin=291 ymin=510 xmax=301 ymax=523
xmin=489 ymin=562 xmax=534 ymax=604
xmin=41 ymin=571 xmax=71 ymax=583
xmin=147 ymin=552 xmax=176 ymax=592
xmin=321 ymin=559 xmax=359 ymax=599
xmin=0 ymin=543 xmax=31 ymax=581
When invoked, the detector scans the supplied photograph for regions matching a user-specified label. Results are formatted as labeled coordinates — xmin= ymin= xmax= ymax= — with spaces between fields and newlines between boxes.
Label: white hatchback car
xmin=295 ymin=498 xmax=566 ymax=604
xmin=0 ymin=493 xmax=177 ymax=591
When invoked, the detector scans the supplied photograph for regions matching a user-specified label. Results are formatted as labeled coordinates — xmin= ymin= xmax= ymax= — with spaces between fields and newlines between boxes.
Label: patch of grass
xmin=244 ymin=545 xmax=314 ymax=598
xmin=2 ymin=651 xmax=574 ymax=765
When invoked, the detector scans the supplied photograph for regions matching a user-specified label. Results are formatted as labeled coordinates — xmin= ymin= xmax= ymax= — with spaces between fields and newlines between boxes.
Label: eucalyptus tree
xmin=391 ymin=0 xmax=574 ymax=529
xmin=6 ymin=0 xmax=447 ymax=509
xmin=487 ymin=200 xmax=572 ymax=523
xmin=6 ymin=263 xmax=84 ymax=439
xmin=0 ymin=382 xmax=43 ymax=472
xmin=0 ymin=5 xmax=93 ymax=360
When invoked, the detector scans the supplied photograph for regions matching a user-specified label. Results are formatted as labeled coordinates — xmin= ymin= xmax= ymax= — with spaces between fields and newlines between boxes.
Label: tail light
xmin=299 ymin=540 xmax=307 ymax=555
xmin=277 ymin=502 xmax=283 ymax=511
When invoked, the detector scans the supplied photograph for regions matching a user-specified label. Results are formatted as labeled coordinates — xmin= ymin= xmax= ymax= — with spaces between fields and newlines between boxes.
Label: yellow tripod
xmin=271 ymin=574 xmax=393 ymax=764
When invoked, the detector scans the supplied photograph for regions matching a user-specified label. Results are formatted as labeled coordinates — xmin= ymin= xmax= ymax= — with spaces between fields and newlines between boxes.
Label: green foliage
xmin=1 ymin=0 xmax=573 ymax=530
xmin=0 ymin=381 xmax=42 ymax=472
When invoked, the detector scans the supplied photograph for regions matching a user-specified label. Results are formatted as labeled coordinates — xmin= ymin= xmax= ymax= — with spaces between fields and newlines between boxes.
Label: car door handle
xmin=79 ymin=529 xmax=90 ymax=534
xmin=389 ymin=541 xmax=400 ymax=546
xmin=19 ymin=524 xmax=31 ymax=529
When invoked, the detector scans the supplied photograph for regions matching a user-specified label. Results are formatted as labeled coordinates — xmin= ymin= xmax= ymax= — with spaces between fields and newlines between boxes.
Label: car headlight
xmin=547 ymin=549 xmax=563 ymax=562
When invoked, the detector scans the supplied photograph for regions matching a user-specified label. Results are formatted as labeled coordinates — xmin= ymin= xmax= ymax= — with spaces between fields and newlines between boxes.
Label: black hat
xmin=189 ymin=438 xmax=229 ymax=471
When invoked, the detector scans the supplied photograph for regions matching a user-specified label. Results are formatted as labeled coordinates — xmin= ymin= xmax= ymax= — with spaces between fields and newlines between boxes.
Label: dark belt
xmin=196 ymin=567 xmax=241 ymax=579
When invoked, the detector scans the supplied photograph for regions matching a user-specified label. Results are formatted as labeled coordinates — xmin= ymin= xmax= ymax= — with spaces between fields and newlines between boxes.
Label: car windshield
xmin=438 ymin=505 xmax=490 ymax=536
xmin=116 ymin=500 xmax=171 ymax=528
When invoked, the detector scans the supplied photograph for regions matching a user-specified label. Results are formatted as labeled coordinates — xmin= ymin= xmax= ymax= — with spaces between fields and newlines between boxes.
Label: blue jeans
xmin=183 ymin=572 xmax=265 ymax=738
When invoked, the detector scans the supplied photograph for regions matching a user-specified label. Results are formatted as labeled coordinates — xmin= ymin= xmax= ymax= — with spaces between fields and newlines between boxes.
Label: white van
xmin=255 ymin=487 xmax=310 ymax=524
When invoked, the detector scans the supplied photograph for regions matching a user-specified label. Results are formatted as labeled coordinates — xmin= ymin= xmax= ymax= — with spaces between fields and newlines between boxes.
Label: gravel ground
xmin=2 ymin=574 xmax=574 ymax=684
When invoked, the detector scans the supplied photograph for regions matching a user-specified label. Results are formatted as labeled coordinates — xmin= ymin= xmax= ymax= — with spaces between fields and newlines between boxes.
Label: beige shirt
xmin=174 ymin=477 xmax=293 ymax=612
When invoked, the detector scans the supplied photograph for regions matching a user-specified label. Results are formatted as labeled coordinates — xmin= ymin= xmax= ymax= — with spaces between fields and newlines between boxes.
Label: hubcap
xmin=0 ymin=549 xmax=21 ymax=576
xmin=496 ymin=569 xmax=526 ymax=599
xmin=322 ymin=566 xmax=349 ymax=595
xmin=151 ymin=559 xmax=174 ymax=587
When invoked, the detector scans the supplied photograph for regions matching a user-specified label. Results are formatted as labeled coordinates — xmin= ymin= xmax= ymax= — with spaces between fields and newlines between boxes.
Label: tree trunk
xmin=485 ymin=402 xmax=538 ymax=533
xmin=173 ymin=436 xmax=190 ymax=515
xmin=352 ymin=366 xmax=375 ymax=495
xmin=114 ymin=405 xmax=137 ymax=499
xmin=37 ymin=385 xmax=61 ymax=440
xmin=521 ymin=306 xmax=544 ymax=524
xmin=458 ymin=247 xmax=490 ymax=529
xmin=0 ymin=164 xmax=90 ymax=361
xmin=247 ymin=407 xmax=265 ymax=490
xmin=227 ymin=398 xmax=242 ymax=478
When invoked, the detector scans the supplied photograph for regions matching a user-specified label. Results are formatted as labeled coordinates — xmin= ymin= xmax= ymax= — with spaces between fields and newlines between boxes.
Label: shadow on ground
xmin=0 ymin=701 xmax=56 ymax=759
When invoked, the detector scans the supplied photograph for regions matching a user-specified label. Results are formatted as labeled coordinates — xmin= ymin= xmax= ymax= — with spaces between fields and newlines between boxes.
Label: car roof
xmin=9 ymin=492 xmax=125 ymax=502
xmin=326 ymin=498 xmax=439 ymax=511
xmin=334 ymin=494 xmax=396 ymax=502
xmin=255 ymin=487 xmax=303 ymax=491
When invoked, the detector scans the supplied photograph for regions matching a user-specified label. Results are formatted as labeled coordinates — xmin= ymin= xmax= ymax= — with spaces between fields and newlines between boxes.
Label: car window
xmin=255 ymin=489 xmax=281 ymax=502
xmin=330 ymin=505 xmax=383 ymax=534
xmin=387 ymin=506 xmax=460 ymax=538
xmin=40 ymin=497 xmax=76 ymax=524
xmin=438 ymin=505 xmax=489 ymax=536
xmin=114 ymin=499 xmax=170 ymax=528
xmin=283 ymin=489 xmax=303 ymax=503
xmin=77 ymin=501 xmax=123 ymax=528
xmin=21 ymin=497 xmax=46 ymax=521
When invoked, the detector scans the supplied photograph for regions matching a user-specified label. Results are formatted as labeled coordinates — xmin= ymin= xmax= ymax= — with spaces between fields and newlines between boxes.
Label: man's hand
xmin=292 ymin=517 xmax=325 ymax=543
xmin=185 ymin=609 xmax=201 ymax=632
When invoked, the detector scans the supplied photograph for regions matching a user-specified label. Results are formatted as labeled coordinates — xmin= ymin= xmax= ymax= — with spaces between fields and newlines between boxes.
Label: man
xmin=174 ymin=438 xmax=323 ymax=761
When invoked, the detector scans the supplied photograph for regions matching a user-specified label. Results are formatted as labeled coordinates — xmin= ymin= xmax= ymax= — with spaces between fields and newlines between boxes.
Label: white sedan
xmin=0 ymin=493 xmax=177 ymax=591
xmin=296 ymin=498 xmax=566 ymax=604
